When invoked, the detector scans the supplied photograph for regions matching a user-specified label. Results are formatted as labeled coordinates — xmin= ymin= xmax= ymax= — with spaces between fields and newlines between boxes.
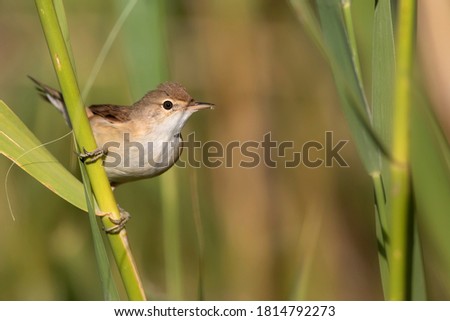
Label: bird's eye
xmin=162 ymin=100 xmax=173 ymax=110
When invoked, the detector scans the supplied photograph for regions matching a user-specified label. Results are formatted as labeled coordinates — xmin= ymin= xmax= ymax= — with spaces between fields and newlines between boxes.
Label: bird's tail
xmin=28 ymin=76 xmax=72 ymax=128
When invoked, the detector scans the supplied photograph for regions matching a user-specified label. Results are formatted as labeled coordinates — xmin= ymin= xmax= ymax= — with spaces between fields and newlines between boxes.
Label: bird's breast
xmin=95 ymin=128 xmax=183 ymax=185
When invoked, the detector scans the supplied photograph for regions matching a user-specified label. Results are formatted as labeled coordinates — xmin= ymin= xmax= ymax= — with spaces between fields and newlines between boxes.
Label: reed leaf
xmin=411 ymin=100 xmax=450 ymax=298
xmin=371 ymin=0 xmax=395 ymax=298
xmin=316 ymin=0 xmax=381 ymax=174
xmin=0 ymin=100 xmax=86 ymax=212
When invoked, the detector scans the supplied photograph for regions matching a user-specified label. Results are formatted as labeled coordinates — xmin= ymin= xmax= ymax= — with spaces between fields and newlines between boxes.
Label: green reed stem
xmin=389 ymin=0 xmax=416 ymax=301
xmin=35 ymin=0 xmax=146 ymax=300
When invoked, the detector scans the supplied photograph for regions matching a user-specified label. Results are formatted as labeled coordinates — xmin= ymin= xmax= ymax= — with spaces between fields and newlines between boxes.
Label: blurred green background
xmin=0 ymin=0 xmax=449 ymax=300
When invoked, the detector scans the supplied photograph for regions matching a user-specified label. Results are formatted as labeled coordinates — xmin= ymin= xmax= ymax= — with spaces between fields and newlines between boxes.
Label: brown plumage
xmin=156 ymin=82 xmax=192 ymax=102
xmin=30 ymin=76 xmax=214 ymax=186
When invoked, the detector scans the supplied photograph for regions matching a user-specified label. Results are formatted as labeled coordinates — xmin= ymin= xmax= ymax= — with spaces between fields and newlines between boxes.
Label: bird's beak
xmin=188 ymin=101 xmax=215 ymax=111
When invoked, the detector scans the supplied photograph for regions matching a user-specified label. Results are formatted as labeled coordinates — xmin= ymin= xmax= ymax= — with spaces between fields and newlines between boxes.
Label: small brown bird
xmin=29 ymin=76 xmax=214 ymax=187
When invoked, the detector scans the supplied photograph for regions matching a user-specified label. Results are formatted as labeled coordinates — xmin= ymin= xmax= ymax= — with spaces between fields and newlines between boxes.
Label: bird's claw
xmin=97 ymin=206 xmax=131 ymax=234
xmin=78 ymin=147 xmax=107 ymax=163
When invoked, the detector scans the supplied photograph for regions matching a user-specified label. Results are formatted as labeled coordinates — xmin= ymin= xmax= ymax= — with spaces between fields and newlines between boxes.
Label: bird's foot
xmin=78 ymin=146 xmax=107 ymax=164
xmin=97 ymin=205 xmax=131 ymax=234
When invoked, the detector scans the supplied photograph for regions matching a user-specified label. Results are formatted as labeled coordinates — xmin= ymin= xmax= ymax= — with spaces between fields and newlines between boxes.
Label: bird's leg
xmin=81 ymin=150 xmax=127 ymax=233
xmin=78 ymin=146 xmax=108 ymax=164
xmin=96 ymin=205 xmax=131 ymax=234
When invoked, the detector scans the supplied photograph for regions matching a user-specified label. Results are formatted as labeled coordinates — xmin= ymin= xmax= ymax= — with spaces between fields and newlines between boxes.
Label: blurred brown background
xmin=0 ymin=0 xmax=447 ymax=300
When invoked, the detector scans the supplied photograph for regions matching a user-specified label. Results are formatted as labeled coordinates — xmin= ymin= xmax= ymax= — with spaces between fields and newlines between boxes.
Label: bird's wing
xmin=88 ymin=104 xmax=133 ymax=123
